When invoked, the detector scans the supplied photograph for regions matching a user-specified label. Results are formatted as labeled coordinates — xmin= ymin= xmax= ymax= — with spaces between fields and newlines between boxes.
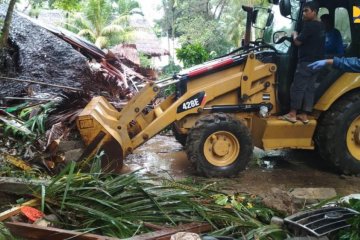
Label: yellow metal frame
xmin=314 ymin=73 xmax=360 ymax=110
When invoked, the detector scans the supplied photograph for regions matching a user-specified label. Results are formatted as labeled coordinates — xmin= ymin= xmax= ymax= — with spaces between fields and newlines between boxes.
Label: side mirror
xmin=279 ymin=0 xmax=291 ymax=17
xmin=273 ymin=31 xmax=290 ymax=44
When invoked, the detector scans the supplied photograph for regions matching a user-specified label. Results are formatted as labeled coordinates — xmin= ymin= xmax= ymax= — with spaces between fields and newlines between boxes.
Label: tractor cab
xmin=252 ymin=0 xmax=360 ymax=112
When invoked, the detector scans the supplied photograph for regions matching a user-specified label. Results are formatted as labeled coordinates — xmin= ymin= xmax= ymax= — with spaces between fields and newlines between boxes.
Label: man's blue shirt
xmin=325 ymin=28 xmax=344 ymax=57
xmin=333 ymin=57 xmax=360 ymax=72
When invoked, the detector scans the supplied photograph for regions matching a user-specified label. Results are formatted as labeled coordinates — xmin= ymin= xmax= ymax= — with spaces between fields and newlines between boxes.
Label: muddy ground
xmin=124 ymin=134 xmax=360 ymax=213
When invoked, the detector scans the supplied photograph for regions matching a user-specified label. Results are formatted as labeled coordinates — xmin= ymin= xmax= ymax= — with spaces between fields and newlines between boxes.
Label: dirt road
xmin=125 ymin=134 xmax=360 ymax=201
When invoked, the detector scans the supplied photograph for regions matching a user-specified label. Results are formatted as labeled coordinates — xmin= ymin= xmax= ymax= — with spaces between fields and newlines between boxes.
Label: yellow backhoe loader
xmin=77 ymin=0 xmax=360 ymax=177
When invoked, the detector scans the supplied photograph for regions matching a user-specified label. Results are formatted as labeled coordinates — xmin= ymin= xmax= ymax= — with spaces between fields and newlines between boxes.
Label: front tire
xmin=186 ymin=113 xmax=253 ymax=177
xmin=316 ymin=92 xmax=360 ymax=174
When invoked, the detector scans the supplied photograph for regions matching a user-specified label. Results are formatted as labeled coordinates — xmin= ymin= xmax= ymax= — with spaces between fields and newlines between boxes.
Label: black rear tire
xmin=315 ymin=92 xmax=360 ymax=174
xmin=186 ymin=113 xmax=253 ymax=177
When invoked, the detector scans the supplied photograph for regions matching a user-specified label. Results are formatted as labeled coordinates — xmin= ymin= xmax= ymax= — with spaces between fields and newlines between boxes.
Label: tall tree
xmin=223 ymin=0 xmax=269 ymax=47
xmin=1 ymin=0 xmax=17 ymax=47
xmin=50 ymin=0 xmax=82 ymax=12
xmin=68 ymin=0 xmax=141 ymax=48
xmin=69 ymin=0 xmax=140 ymax=48
xmin=157 ymin=0 xmax=232 ymax=57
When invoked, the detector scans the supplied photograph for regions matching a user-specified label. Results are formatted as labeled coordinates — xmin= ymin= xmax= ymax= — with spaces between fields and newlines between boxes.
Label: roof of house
xmin=126 ymin=15 xmax=169 ymax=57
xmin=110 ymin=44 xmax=140 ymax=66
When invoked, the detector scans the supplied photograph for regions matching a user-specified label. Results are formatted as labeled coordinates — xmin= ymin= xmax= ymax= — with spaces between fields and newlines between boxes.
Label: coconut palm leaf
xmin=111 ymin=15 xmax=130 ymax=25
xmin=78 ymin=29 xmax=96 ymax=39
xmin=245 ymin=225 xmax=288 ymax=240
xmin=95 ymin=36 xmax=108 ymax=48
xmin=101 ymin=24 xmax=126 ymax=35
xmin=117 ymin=0 xmax=141 ymax=14
xmin=31 ymin=159 xmax=285 ymax=238
xmin=64 ymin=0 xmax=140 ymax=48
xmin=61 ymin=161 xmax=76 ymax=210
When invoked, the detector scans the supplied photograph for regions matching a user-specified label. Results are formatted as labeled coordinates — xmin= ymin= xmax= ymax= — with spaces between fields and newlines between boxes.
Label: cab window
xmin=334 ymin=7 xmax=351 ymax=45
xmin=318 ymin=7 xmax=329 ymax=16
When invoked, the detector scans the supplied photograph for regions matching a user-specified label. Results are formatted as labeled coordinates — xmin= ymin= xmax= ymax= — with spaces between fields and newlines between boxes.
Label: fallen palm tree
xmin=26 ymin=161 xmax=286 ymax=239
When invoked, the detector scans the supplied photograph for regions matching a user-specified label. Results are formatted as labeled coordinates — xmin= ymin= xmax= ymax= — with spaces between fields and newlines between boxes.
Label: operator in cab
xmin=279 ymin=1 xmax=325 ymax=124
xmin=320 ymin=14 xmax=344 ymax=57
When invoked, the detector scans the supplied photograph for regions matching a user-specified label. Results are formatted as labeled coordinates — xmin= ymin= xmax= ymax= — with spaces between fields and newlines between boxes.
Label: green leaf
xmin=41 ymin=185 xmax=46 ymax=212
xmin=213 ymin=194 xmax=229 ymax=206
xmin=61 ymin=161 xmax=76 ymax=211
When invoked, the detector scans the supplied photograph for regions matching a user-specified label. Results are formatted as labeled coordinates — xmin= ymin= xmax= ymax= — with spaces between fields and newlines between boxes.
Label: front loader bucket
xmin=77 ymin=82 xmax=162 ymax=172
xmin=77 ymin=96 xmax=125 ymax=172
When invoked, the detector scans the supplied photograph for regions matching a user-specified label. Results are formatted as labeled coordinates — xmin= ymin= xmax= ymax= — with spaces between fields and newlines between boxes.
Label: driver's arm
xmin=293 ymin=22 xmax=313 ymax=46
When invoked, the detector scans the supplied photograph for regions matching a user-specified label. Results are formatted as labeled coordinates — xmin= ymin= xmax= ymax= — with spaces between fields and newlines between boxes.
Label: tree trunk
xmin=1 ymin=0 xmax=17 ymax=48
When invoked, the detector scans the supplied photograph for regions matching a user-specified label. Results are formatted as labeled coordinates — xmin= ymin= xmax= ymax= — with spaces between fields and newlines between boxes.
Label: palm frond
xmin=95 ymin=36 xmax=108 ymax=48
xmin=78 ymin=29 xmax=96 ymax=40
xmin=245 ymin=225 xmax=288 ymax=240
xmin=31 ymin=163 xmax=285 ymax=239
xmin=101 ymin=24 xmax=125 ymax=35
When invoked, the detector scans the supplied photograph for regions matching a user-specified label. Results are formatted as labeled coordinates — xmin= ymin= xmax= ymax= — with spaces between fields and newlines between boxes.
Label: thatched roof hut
xmin=110 ymin=44 xmax=140 ymax=66
xmin=129 ymin=15 xmax=169 ymax=57
xmin=112 ymin=15 xmax=169 ymax=60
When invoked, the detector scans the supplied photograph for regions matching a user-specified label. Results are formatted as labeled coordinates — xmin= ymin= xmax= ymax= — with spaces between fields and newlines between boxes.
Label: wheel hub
xmin=204 ymin=131 xmax=240 ymax=167
xmin=347 ymin=116 xmax=360 ymax=161
xmin=355 ymin=127 xmax=360 ymax=145
xmin=213 ymin=138 xmax=230 ymax=157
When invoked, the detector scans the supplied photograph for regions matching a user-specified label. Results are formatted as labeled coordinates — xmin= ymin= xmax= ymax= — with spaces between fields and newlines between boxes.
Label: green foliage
xmin=176 ymin=16 xmax=231 ymax=56
xmin=176 ymin=42 xmax=209 ymax=68
xmin=338 ymin=199 xmax=360 ymax=240
xmin=139 ymin=53 xmax=152 ymax=68
xmin=29 ymin=6 xmax=41 ymax=18
xmin=34 ymin=163 xmax=285 ymax=239
xmin=1 ymin=101 xmax=55 ymax=141
xmin=223 ymin=2 xmax=247 ymax=47
xmin=51 ymin=0 xmax=82 ymax=12
xmin=161 ymin=60 xmax=181 ymax=77
xmin=157 ymin=0 xmax=232 ymax=56
xmin=117 ymin=0 xmax=142 ymax=16
xmin=67 ymin=0 xmax=141 ymax=48
xmin=2 ymin=117 xmax=36 ymax=141
xmin=157 ymin=0 xmax=271 ymax=54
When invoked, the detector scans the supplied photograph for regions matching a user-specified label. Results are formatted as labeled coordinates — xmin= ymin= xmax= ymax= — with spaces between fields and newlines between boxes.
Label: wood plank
xmin=0 ymin=177 xmax=49 ymax=195
xmin=0 ymin=199 xmax=39 ymax=222
xmin=5 ymin=222 xmax=120 ymax=240
xmin=128 ymin=222 xmax=212 ymax=240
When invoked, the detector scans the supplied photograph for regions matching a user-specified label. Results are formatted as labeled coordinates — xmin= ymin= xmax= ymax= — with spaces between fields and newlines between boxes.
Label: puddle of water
xmin=124 ymin=135 xmax=192 ymax=178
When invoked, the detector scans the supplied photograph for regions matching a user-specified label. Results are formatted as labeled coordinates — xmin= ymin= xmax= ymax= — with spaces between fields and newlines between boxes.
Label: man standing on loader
xmin=280 ymin=1 xmax=325 ymax=124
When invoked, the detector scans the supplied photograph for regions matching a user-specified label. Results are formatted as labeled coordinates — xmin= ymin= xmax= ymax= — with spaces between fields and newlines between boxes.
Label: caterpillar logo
xmin=354 ymin=6 xmax=360 ymax=23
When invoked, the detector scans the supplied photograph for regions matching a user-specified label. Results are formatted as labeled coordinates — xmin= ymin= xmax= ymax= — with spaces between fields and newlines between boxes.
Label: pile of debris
xmin=0 ymin=7 xmax=153 ymax=173
xmin=0 ymin=5 xmax=149 ymax=102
